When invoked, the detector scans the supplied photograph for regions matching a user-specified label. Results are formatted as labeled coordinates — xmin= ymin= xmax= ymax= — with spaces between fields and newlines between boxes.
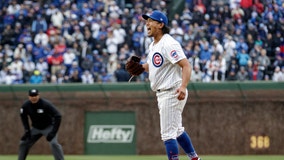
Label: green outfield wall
xmin=0 ymin=82 xmax=283 ymax=155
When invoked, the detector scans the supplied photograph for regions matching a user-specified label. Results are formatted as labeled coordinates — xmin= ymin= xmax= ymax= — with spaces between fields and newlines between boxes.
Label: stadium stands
xmin=0 ymin=0 xmax=283 ymax=84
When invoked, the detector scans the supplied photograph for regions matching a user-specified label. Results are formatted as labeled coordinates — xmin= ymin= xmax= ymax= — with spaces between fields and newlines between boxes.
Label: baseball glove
xmin=125 ymin=55 xmax=145 ymax=76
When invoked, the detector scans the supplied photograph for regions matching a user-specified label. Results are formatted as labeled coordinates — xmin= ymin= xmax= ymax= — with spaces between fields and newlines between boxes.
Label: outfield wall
xmin=0 ymin=82 xmax=283 ymax=155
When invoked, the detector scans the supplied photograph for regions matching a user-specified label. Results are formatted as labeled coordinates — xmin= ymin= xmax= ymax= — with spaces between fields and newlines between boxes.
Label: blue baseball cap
xmin=142 ymin=10 xmax=168 ymax=26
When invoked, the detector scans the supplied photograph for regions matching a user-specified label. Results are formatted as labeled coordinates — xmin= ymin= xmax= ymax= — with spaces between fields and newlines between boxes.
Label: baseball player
xmin=126 ymin=10 xmax=201 ymax=160
xmin=18 ymin=89 xmax=64 ymax=160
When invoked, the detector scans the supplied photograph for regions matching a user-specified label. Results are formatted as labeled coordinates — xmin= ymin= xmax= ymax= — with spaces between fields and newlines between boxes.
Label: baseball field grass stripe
xmin=0 ymin=155 xmax=284 ymax=160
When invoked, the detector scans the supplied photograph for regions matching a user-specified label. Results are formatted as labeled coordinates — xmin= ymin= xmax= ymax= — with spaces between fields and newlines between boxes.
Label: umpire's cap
xmin=29 ymin=89 xmax=39 ymax=96
xmin=142 ymin=10 xmax=168 ymax=26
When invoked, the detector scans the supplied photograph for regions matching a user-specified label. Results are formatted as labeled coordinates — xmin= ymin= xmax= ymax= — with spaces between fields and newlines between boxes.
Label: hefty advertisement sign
xmin=85 ymin=112 xmax=136 ymax=154
xmin=87 ymin=125 xmax=135 ymax=143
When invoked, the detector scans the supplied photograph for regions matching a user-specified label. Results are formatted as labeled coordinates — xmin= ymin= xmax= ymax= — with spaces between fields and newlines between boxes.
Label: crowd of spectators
xmin=0 ymin=0 xmax=284 ymax=85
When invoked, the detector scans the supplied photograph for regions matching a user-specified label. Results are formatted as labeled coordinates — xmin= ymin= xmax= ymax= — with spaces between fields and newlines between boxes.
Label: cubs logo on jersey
xmin=152 ymin=52 xmax=163 ymax=67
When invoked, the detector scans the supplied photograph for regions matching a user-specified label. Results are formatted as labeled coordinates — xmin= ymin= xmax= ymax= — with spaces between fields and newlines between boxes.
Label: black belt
xmin=157 ymin=88 xmax=172 ymax=92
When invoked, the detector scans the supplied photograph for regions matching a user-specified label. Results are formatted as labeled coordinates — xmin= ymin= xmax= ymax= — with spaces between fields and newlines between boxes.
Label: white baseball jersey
xmin=147 ymin=34 xmax=186 ymax=91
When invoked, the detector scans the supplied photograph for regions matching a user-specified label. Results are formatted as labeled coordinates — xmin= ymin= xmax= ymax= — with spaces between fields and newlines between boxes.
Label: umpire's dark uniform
xmin=18 ymin=89 xmax=64 ymax=160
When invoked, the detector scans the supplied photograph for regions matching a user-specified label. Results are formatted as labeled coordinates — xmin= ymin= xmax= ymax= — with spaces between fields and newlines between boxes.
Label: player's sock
xmin=164 ymin=139 xmax=179 ymax=160
xmin=177 ymin=131 xmax=198 ymax=159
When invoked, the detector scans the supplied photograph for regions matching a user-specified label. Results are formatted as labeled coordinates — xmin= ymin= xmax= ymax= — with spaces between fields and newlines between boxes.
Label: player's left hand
xmin=176 ymin=87 xmax=186 ymax=100
xmin=125 ymin=55 xmax=145 ymax=76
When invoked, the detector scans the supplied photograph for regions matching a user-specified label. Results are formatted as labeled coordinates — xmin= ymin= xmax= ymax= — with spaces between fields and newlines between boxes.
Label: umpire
xmin=18 ymin=89 xmax=64 ymax=160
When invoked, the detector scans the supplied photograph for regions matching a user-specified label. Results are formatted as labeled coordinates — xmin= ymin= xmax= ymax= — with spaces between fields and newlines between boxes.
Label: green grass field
xmin=1 ymin=155 xmax=284 ymax=160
